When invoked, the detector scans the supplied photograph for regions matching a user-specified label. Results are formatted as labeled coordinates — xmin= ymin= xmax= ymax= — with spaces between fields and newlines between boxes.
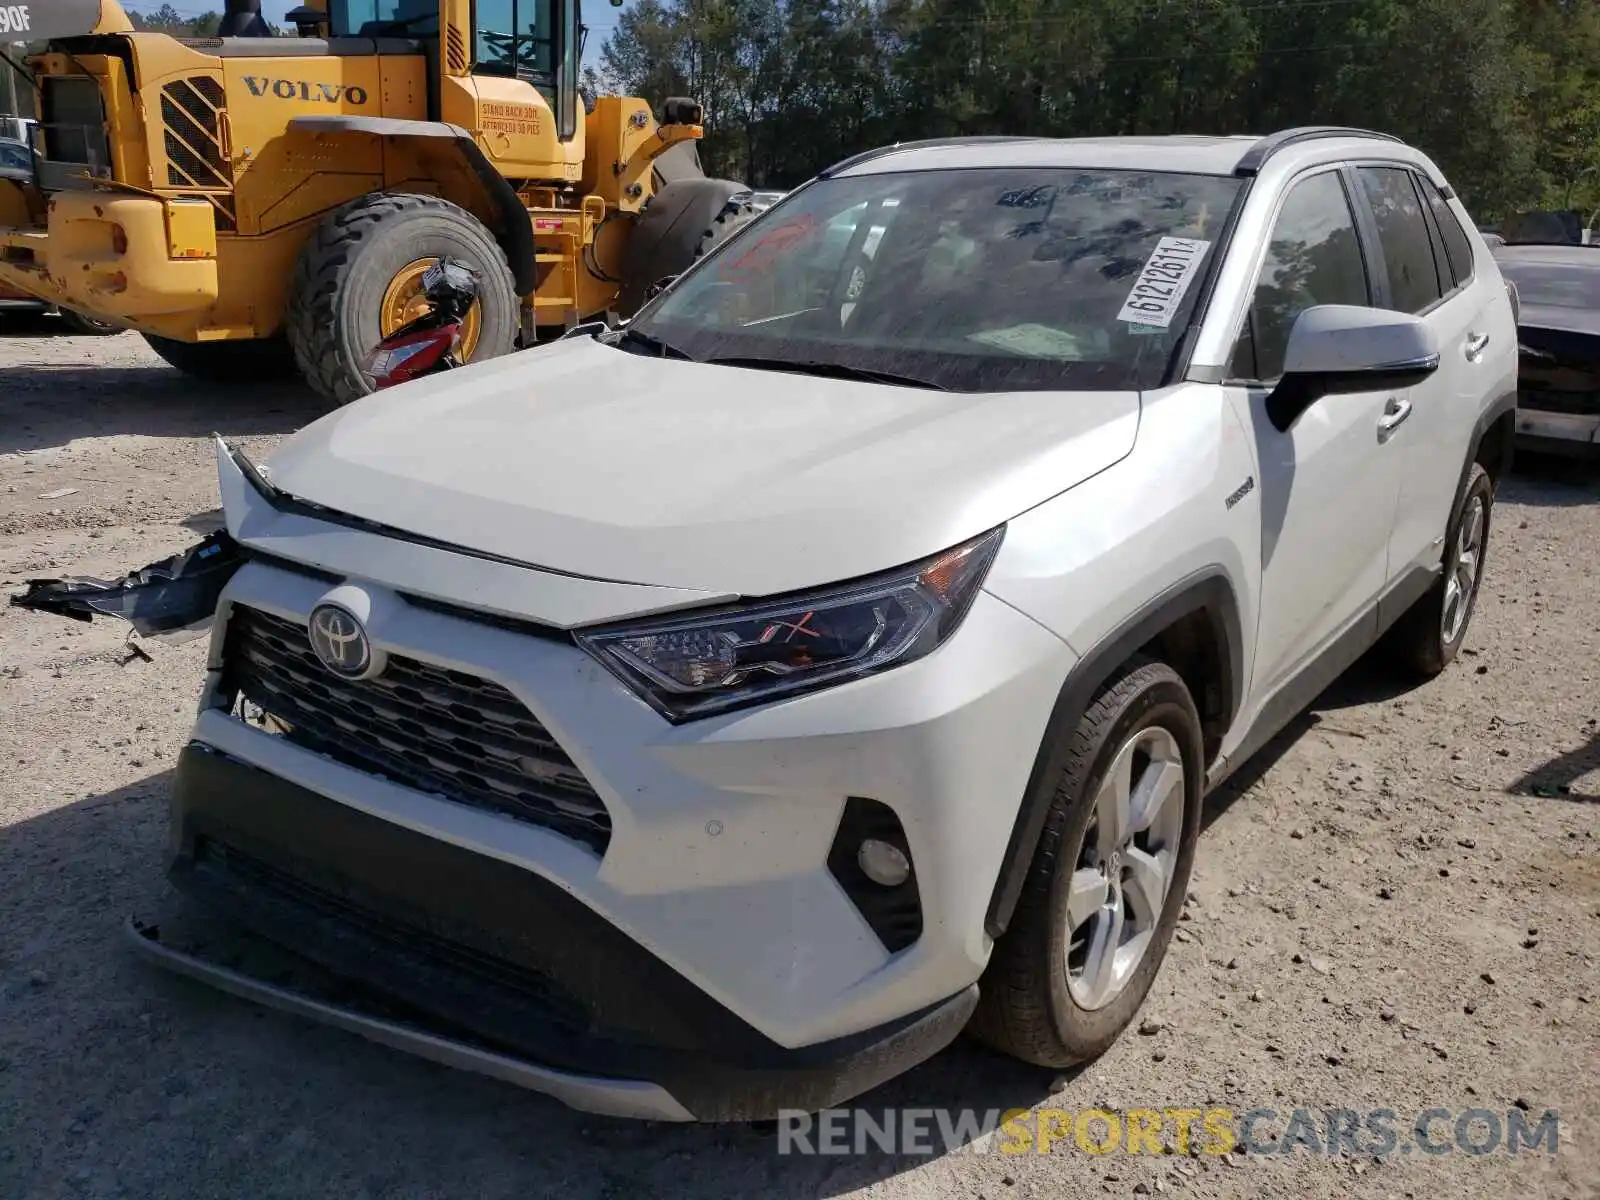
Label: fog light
xmin=828 ymin=798 xmax=922 ymax=951
xmin=857 ymin=838 xmax=911 ymax=887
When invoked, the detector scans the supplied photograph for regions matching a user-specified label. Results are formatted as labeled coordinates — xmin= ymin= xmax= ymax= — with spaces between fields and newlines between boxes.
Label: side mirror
xmin=1268 ymin=305 xmax=1440 ymax=431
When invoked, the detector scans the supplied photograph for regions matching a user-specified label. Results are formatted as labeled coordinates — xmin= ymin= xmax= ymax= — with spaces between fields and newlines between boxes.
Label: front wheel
xmin=143 ymin=334 xmax=297 ymax=383
xmin=969 ymin=657 xmax=1203 ymax=1068
xmin=286 ymin=192 xmax=519 ymax=408
xmin=56 ymin=308 xmax=124 ymax=336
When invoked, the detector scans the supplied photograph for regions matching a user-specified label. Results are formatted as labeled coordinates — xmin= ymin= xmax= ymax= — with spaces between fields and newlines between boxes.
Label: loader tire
xmin=692 ymin=193 xmax=760 ymax=261
xmin=286 ymin=192 xmax=518 ymax=409
xmin=143 ymin=334 xmax=296 ymax=383
xmin=614 ymin=178 xmax=757 ymax=317
xmin=57 ymin=308 xmax=123 ymax=336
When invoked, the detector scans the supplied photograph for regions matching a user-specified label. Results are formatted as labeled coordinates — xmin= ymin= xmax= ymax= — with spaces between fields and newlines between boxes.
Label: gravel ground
xmin=1 ymin=319 xmax=1597 ymax=1200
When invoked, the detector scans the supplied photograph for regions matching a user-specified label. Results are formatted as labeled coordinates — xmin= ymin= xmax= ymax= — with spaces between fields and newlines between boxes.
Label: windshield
xmin=330 ymin=0 xmax=439 ymax=36
xmin=1498 ymin=257 xmax=1600 ymax=310
xmin=630 ymin=168 xmax=1243 ymax=393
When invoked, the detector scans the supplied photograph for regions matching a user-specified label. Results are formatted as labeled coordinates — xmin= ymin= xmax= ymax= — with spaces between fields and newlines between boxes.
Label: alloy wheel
xmin=379 ymin=258 xmax=483 ymax=360
xmin=1441 ymin=492 xmax=1486 ymax=645
xmin=1064 ymin=725 xmax=1186 ymax=1011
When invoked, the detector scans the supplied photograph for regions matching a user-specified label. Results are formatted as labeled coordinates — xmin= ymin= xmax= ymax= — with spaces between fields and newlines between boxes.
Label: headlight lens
xmin=576 ymin=527 xmax=1005 ymax=721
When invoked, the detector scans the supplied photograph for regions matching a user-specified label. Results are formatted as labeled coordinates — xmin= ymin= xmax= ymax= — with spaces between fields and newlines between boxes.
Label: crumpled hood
xmin=262 ymin=336 xmax=1140 ymax=596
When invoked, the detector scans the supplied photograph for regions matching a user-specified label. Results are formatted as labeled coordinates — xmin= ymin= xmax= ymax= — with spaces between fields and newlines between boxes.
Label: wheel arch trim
xmin=288 ymin=117 xmax=536 ymax=295
xmin=983 ymin=568 xmax=1243 ymax=939
xmin=1470 ymin=387 xmax=1517 ymax=487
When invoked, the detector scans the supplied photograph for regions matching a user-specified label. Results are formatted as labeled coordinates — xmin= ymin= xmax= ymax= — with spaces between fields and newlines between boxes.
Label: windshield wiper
xmin=609 ymin=327 xmax=698 ymax=361
xmin=705 ymin=357 xmax=948 ymax=391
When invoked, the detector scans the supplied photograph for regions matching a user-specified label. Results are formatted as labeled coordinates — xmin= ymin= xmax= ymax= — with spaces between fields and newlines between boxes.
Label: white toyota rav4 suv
xmin=77 ymin=128 xmax=1517 ymax=1122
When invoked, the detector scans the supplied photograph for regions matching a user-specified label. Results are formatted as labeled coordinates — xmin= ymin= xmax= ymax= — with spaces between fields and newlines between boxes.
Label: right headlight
xmin=575 ymin=527 xmax=1005 ymax=722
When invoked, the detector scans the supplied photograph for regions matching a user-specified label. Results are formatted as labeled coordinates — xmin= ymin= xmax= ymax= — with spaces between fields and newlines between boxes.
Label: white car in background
xmin=17 ymin=126 xmax=1518 ymax=1122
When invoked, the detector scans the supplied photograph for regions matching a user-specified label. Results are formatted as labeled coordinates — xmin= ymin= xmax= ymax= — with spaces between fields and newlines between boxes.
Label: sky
xmin=116 ymin=0 xmax=629 ymax=68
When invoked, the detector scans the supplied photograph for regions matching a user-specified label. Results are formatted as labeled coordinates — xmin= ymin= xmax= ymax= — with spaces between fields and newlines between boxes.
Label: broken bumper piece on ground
xmin=7 ymin=531 xmax=245 ymax=638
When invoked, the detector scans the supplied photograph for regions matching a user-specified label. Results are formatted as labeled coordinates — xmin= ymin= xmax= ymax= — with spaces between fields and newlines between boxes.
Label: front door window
xmin=474 ymin=0 xmax=558 ymax=87
xmin=1229 ymin=169 xmax=1370 ymax=382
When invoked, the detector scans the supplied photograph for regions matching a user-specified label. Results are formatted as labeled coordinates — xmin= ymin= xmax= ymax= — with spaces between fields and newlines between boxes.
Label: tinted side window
xmin=475 ymin=0 xmax=516 ymax=71
xmin=1423 ymin=180 xmax=1476 ymax=287
xmin=474 ymin=0 xmax=557 ymax=80
xmin=1359 ymin=167 xmax=1445 ymax=313
xmin=1230 ymin=171 xmax=1370 ymax=381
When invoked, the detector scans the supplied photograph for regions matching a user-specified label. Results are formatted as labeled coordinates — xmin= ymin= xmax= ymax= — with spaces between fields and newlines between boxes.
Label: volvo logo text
xmin=308 ymin=604 xmax=372 ymax=678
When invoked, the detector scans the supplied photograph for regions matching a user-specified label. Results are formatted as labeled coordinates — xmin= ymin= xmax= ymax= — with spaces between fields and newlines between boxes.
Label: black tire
xmin=969 ymin=657 xmax=1204 ymax=1069
xmin=286 ymin=192 xmax=518 ymax=408
xmin=56 ymin=308 xmax=123 ymax=336
xmin=614 ymin=177 xmax=753 ymax=317
xmin=1384 ymin=462 xmax=1494 ymax=678
xmin=142 ymin=333 xmax=297 ymax=383
xmin=692 ymin=193 xmax=760 ymax=261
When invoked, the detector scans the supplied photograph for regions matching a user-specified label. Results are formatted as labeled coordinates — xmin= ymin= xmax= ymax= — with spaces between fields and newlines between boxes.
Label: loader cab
xmin=326 ymin=0 xmax=584 ymax=142
xmin=467 ymin=0 xmax=581 ymax=141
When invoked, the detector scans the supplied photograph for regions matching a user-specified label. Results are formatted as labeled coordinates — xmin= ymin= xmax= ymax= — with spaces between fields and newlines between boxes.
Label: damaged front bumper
xmin=9 ymin=438 xmax=266 ymax=637
xmin=1516 ymin=325 xmax=1600 ymax=454
xmin=1514 ymin=406 xmax=1600 ymax=450
xmin=9 ymin=528 xmax=245 ymax=638
xmin=10 ymin=440 xmax=985 ymax=1120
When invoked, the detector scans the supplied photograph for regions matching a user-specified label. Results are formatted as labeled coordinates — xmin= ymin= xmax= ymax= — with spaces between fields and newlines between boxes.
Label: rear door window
xmin=1423 ymin=181 xmax=1476 ymax=288
xmin=1358 ymin=167 xmax=1446 ymax=313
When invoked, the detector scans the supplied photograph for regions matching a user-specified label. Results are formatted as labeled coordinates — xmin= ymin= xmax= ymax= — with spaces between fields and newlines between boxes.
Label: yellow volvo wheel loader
xmin=0 ymin=0 xmax=759 ymax=405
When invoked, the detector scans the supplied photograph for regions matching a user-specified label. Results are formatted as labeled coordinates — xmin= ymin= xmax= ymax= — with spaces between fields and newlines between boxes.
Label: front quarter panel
xmin=984 ymin=382 xmax=1261 ymax=701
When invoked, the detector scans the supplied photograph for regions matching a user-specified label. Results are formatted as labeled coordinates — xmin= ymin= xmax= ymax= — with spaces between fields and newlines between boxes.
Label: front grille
xmin=161 ymin=76 xmax=228 ymax=188
xmin=160 ymin=75 xmax=236 ymax=230
xmin=221 ymin=606 xmax=612 ymax=854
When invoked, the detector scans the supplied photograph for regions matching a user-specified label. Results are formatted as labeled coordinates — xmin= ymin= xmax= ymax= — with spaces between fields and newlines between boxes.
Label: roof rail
xmin=818 ymin=136 xmax=1046 ymax=179
xmin=1233 ymin=126 xmax=1404 ymax=177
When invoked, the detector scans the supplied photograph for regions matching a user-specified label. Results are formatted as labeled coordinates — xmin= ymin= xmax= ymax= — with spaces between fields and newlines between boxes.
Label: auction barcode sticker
xmin=1117 ymin=237 xmax=1212 ymax=329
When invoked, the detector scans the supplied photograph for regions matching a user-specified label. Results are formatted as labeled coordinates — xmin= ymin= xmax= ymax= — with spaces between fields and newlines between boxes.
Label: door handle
xmin=1464 ymin=332 xmax=1490 ymax=362
xmin=1377 ymin=396 xmax=1412 ymax=439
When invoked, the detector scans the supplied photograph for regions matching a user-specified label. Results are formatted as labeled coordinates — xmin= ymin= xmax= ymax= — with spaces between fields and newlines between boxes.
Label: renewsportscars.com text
xmin=776 ymin=1105 xmax=1560 ymax=1158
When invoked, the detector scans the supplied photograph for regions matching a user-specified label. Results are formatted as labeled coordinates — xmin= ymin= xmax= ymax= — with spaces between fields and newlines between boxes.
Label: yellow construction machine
xmin=0 ymin=0 xmax=758 ymax=404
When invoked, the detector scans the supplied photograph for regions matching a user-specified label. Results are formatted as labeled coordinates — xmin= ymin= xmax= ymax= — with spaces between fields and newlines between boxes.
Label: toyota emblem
xmin=308 ymin=603 xmax=372 ymax=678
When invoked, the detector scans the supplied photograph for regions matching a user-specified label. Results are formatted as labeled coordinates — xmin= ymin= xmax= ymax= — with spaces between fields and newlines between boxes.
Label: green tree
xmin=594 ymin=0 xmax=1600 ymax=218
